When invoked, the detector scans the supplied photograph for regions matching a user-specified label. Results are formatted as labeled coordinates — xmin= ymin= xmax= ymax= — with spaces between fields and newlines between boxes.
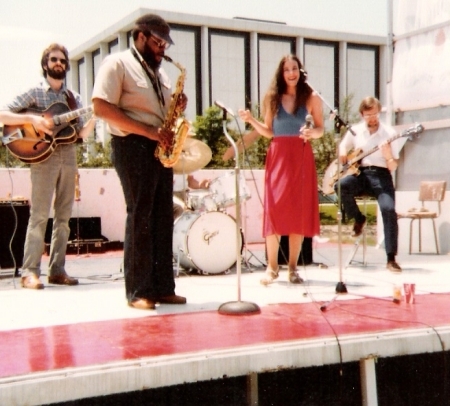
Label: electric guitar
xmin=321 ymin=123 xmax=424 ymax=195
xmin=1 ymin=102 xmax=93 ymax=164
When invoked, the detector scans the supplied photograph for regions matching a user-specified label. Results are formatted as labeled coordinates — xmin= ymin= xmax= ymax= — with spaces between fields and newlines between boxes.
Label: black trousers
xmin=111 ymin=135 xmax=175 ymax=301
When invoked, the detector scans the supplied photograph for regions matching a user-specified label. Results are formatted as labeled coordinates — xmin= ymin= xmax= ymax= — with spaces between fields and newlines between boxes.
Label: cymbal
xmin=172 ymin=137 xmax=212 ymax=174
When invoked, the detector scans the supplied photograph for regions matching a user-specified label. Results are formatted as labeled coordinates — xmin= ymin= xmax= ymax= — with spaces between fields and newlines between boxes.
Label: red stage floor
xmin=2 ymin=245 xmax=450 ymax=405
xmin=2 ymin=294 xmax=450 ymax=386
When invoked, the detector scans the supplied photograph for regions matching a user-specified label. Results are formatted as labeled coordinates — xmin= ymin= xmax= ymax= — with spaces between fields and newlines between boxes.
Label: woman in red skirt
xmin=238 ymin=54 xmax=324 ymax=285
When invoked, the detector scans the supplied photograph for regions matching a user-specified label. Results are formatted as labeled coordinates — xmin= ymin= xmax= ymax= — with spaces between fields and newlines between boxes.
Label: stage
xmin=1 ymin=241 xmax=450 ymax=405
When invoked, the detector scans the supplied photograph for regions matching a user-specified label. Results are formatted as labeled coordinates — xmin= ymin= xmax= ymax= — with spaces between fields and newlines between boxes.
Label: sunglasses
xmin=148 ymin=36 xmax=170 ymax=50
xmin=49 ymin=56 xmax=68 ymax=65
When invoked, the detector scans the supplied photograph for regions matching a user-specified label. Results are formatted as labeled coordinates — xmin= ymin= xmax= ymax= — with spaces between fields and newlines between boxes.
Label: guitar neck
xmin=54 ymin=106 xmax=93 ymax=125
xmin=349 ymin=133 xmax=402 ymax=166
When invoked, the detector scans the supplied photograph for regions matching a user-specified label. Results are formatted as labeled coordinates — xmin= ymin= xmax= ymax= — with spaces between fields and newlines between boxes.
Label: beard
xmin=46 ymin=66 xmax=66 ymax=80
xmin=141 ymin=43 xmax=162 ymax=70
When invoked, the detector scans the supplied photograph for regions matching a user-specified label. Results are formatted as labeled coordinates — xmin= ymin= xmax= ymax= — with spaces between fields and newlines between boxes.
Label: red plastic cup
xmin=403 ymin=283 xmax=416 ymax=304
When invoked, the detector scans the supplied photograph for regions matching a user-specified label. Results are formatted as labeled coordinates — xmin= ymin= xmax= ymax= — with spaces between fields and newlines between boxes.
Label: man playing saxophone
xmin=92 ymin=13 xmax=187 ymax=310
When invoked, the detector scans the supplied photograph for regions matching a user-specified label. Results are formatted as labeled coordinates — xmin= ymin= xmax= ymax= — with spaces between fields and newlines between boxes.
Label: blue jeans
xmin=22 ymin=144 xmax=77 ymax=278
xmin=111 ymin=135 xmax=175 ymax=302
xmin=336 ymin=166 xmax=398 ymax=256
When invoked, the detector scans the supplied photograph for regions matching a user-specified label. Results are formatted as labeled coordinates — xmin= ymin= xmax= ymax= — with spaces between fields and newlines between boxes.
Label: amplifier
xmin=0 ymin=202 xmax=29 ymax=269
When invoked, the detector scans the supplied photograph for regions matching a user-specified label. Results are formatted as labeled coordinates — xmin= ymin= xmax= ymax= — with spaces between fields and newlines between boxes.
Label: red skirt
xmin=263 ymin=137 xmax=320 ymax=237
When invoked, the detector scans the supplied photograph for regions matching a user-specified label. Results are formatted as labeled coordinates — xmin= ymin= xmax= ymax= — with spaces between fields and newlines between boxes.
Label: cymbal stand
xmin=306 ymin=81 xmax=355 ymax=294
xmin=216 ymin=107 xmax=260 ymax=315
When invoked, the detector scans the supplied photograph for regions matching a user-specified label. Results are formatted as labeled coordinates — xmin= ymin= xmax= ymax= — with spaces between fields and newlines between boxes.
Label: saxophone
xmin=154 ymin=55 xmax=190 ymax=168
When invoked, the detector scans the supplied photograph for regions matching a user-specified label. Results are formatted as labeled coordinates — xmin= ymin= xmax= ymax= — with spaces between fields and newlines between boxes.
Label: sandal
xmin=260 ymin=267 xmax=279 ymax=286
xmin=288 ymin=268 xmax=304 ymax=284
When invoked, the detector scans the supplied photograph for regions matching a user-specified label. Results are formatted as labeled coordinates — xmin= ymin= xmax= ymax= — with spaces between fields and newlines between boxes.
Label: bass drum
xmin=173 ymin=211 xmax=241 ymax=274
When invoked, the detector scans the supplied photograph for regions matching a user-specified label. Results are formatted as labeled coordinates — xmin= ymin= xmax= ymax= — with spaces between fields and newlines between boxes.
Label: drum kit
xmin=172 ymin=138 xmax=251 ymax=275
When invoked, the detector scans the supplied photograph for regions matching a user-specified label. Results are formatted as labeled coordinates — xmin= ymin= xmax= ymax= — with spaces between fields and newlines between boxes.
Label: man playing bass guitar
xmin=336 ymin=96 xmax=402 ymax=273
xmin=0 ymin=43 xmax=95 ymax=289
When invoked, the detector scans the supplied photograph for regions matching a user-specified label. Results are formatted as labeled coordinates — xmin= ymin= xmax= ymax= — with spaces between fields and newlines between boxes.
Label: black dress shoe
xmin=156 ymin=294 xmax=187 ymax=304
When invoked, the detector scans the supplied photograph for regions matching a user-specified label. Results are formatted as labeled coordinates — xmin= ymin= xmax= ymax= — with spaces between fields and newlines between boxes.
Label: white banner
xmin=392 ymin=0 xmax=450 ymax=110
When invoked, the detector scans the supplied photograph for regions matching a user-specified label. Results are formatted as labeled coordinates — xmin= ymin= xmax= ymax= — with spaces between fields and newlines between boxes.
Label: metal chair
xmin=398 ymin=181 xmax=446 ymax=254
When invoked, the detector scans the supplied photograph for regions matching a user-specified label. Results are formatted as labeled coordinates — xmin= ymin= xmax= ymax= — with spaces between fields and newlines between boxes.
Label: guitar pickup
xmin=1 ymin=129 xmax=24 ymax=145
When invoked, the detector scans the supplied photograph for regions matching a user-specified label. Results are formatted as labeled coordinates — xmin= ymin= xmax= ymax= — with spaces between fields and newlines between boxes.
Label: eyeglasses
xmin=148 ymin=35 xmax=170 ymax=50
xmin=49 ymin=57 xmax=68 ymax=65
xmin=363 ymin=113 xmax=379 ymax=119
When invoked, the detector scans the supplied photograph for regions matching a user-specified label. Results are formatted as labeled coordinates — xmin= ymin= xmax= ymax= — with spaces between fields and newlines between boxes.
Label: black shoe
xmin=352 ymin=216 xmax=366 ymax=237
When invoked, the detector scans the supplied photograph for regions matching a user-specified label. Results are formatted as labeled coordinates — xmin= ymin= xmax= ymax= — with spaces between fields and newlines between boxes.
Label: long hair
xmin=263 ymin=54 xmax=311 ymax=118
xmin=40 ymin=43 xmax=70 ymax=78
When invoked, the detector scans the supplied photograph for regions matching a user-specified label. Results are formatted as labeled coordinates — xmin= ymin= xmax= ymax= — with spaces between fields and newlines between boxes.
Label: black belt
xmin=358 ymin=165 xmax=389 ymax=172
xmin=360 ymin=166 xmax=389 ymax=172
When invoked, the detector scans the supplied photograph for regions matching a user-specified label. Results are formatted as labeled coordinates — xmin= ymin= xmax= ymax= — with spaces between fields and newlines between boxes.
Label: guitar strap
xmin=65 ymin=89 xmax=78 ymax=111
xmin=130 ymin=46 xmax=166 ymax=111
xmin=66 ymin=89 xmax=83 ymax=143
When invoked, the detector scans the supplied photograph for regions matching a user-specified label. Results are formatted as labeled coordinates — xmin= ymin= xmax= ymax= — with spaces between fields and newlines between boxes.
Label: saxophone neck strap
xmin=130 ymin=46 xmax=165 ymax=108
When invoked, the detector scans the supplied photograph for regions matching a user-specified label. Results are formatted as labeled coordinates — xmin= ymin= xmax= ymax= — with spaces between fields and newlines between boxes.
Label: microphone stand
xmin=306 ymin=81 xmax=350 ymax=294
xmin=217 ymin=108 xmax=260 ymax=315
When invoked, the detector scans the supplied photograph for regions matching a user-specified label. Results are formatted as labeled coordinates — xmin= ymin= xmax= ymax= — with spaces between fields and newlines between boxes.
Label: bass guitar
xmin=1 ymin=102 xmax=93 ymax=164
xmin=321 ymin=123 xmax=424 ymax=195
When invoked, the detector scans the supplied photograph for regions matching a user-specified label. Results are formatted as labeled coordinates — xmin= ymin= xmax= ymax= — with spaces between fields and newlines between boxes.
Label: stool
xmin=345 ymin=196 xmax=370 ymax=268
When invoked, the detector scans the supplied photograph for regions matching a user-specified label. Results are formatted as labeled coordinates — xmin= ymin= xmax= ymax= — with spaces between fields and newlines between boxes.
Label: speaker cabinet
xmin=0 ymin=203 xmax=30 ymax=269
xmin=45 ymin=217 xmax=105 ymax=243
xmin=278 ymin=236 xmax=313 ymax=266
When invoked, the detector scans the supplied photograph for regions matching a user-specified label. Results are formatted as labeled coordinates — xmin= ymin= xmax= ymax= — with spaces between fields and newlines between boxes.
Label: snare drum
xmin=173 ymin=211 xmax=241 ymax=274
xmin=209 ymin=171 xmax=251 ymax=208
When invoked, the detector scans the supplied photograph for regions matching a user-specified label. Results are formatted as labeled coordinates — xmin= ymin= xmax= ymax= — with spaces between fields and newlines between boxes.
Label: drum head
xmin=186 ymin=211 xmax=240 ymax=274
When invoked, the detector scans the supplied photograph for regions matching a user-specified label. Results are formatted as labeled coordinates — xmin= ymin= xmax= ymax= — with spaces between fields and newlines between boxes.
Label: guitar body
xmin=3 ymin=102 xmax=88 ymax=164
xmin=322 ymin=149 xmax=362 ymax=195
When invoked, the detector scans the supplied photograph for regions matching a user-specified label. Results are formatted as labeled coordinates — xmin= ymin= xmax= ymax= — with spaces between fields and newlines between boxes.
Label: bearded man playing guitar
xmin=336 ymin=96 xmax=402 ymax=273
xmin=0 ymin=43 xmax=95 ymax=289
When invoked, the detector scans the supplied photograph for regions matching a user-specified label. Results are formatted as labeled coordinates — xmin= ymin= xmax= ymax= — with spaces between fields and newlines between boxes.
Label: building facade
xmin=68 ymin=8 xmax=386 ymax=142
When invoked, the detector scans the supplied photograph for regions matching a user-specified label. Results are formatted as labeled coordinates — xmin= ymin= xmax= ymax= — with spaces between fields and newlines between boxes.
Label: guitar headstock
xmin=402 ymin=123 xmax=424 ymax=141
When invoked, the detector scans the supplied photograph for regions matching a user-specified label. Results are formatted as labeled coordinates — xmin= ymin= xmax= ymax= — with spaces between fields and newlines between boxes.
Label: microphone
xmin=305 ymin=114 xmax=314 ymax=129
xmin=214 ymin=100 xmax=235 ymax=118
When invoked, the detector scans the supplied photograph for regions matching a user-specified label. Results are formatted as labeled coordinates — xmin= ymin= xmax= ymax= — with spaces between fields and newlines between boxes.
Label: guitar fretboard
xmin=53 ymin=106 xmax=93 ymax=126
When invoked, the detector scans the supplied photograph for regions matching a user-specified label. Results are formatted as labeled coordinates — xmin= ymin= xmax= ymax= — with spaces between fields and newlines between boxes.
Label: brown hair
xmin=40 ymin=43 xmax=70 ymax=77
xmin=263 ymin=54 xmax=311 ymax=118
xmin=359 ymin=96 xmax=381 ymax=114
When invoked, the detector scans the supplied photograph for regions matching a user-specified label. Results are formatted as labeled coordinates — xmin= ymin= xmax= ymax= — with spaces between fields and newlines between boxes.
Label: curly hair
xmin=40 ymin=43 xmax=70 ymax=78
xmin=263 ymin=54 xmax=311 ymax=118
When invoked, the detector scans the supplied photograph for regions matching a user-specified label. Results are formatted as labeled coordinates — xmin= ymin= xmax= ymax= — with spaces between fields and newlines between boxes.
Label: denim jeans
xmin=337 ymin=166 xmax=398 ymax=256
xmin=111 ymin=135 xmax=175 ymax=302
xmin=22 ymin=144 xmax=77 ymax=278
